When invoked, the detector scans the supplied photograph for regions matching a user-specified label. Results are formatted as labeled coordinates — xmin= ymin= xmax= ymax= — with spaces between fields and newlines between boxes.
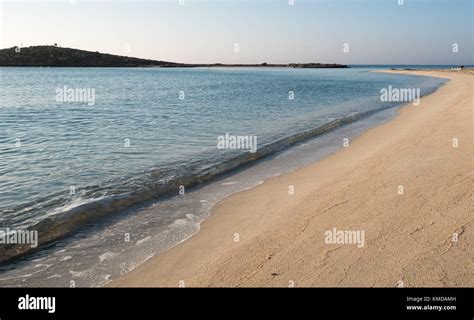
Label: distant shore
xmin=111 ymin=69 xmax=473 ymax=287
xmin=0 ymin=45 xmax=348 ymax=68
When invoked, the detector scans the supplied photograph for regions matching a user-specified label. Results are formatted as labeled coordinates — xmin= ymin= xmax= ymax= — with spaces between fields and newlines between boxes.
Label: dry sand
xmin=111 ymin=70 xmax=473 ymax=287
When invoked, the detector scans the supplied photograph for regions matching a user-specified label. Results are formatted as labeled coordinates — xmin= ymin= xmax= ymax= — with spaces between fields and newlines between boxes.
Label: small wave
xmin=0 ymin=104 xmax=412 ymax=264
xmin=44 ymin=196 xmax=108 ymax=219
xmin=98 ymin=252 xmax=118 ymax=263
xmin=135 ymin=236 xmax=151 ymax=246
xmin=221 ymin=181 xmax=239 ymax=186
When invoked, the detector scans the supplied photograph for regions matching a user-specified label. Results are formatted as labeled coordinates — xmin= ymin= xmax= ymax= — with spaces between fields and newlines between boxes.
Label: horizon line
xmin=1 ymin=45 xmax=472 ymax=67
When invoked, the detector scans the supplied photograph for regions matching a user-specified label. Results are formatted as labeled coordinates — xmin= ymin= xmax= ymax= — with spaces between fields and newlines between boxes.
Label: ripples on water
xmin=0 ymin=67 xmax=446 ymax=286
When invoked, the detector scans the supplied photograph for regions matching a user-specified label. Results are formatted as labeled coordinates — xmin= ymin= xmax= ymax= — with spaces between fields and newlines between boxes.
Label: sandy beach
xmin=111 ymin=70 xmax=473 ymax=287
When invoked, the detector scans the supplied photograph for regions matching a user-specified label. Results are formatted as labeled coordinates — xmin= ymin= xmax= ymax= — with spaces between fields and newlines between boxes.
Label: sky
xmin=0 ymin=0 xmax=472 ymax=65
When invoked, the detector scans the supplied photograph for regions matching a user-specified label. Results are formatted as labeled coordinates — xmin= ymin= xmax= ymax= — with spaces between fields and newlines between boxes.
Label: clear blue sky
xmin=1 ymin=0 xmax=472 ymax=64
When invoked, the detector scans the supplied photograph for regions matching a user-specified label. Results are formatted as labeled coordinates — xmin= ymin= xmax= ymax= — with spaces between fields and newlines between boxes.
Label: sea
xmin=0 ymin=66 xmax=449 ymax=286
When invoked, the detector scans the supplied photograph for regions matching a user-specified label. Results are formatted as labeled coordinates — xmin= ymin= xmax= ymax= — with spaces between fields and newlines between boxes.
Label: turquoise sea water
xmin=0 ymin=67 xmax=446 ymax=286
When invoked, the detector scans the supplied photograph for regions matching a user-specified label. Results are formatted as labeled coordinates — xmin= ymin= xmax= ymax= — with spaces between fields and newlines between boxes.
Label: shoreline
xmin=111 ymin=69 xmax=473 ymax=287
xmin=0 ymin=82 xmax=413 ymax=266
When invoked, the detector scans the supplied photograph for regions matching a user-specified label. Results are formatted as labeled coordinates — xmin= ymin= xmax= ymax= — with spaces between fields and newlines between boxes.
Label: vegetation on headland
xmin=0 ymin=45 xmax=348 ymax=68
xmin=0 ymin=45 xmax=182 ymax=67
